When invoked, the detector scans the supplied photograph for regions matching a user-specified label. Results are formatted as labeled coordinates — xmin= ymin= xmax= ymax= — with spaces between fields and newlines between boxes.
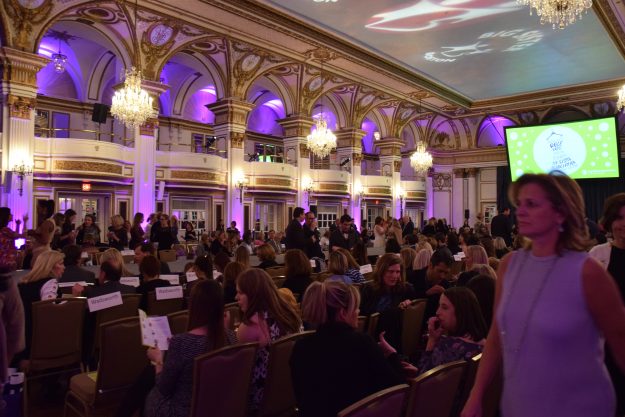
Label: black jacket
xmin=59 ymin=265 xmax=96 ymax=284
xmin=285 ymin=219 xmax=307 ymax=251
xmin=329 ymin=229 xmax=359 ymax=253
xmin=291 ymin=321 xmax=404 ymax=417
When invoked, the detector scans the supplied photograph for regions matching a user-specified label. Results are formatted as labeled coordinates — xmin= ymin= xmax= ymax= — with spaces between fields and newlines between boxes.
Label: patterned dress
xmin=416 ymin=336 xmax=483 ymax=374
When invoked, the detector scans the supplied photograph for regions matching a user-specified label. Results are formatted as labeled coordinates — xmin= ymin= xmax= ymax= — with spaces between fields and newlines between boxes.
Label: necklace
xmin=500 ymin=250 xmax=560 ymax=373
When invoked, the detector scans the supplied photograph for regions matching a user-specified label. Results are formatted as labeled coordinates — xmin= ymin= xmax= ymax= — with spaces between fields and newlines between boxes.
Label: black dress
xmin=290 ymin=321 xmax=404 ymax=417
xmin=607 ymin=245 xmax=625 ymax=415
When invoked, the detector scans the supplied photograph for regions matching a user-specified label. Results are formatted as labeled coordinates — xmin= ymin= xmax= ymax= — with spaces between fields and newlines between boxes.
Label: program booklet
xmin=139 ymin=309 xmax=172 ymax=350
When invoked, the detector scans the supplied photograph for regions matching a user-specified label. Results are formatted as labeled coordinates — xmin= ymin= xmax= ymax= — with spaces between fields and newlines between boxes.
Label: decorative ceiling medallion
xmin=241 ymin=54 xmax=261 ymax=72
xmin=308 ymin=76 xmax=323 ymax=91
xmin=148 ymin=23 xmax=174 ymax=46
xmin=75 ymin=7 xmax=122 ymax=24
xmin=17 ymin=0 xmax=45 ymax=9
xmin=360 ymin=94 xmax=374 ymax=107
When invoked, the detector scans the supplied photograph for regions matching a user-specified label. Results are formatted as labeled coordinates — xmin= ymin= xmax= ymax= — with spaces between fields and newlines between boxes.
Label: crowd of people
xmin=0 ymin=172 xmax=624 ymax=416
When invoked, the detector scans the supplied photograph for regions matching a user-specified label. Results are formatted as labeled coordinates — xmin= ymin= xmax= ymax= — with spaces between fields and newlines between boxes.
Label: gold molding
xmin=352 ymin=153 xmax=363 ymax=164
xmin=432 ymin=147 xmax=508 ymax=166
xmin=0 ymin=47 xmax=49 ymax=87
xmin=299 ymin=143 xmax=310 ymax=159
xmin=255 ymin=177 xmax=292 ymax=187
xmin=367 ymin=187 xmax=391 ymax=195
xmin=393 ymin=160 xmax=402 ymax=173
xmin=319 ymin=183 xmax=348 ymax=192
xmin=406 ymin=191 xmax=426 ymax=199
xmin=230 ymin=132 xmax=245 ymax=149
xmin=54 ymin=160 xmax=122 ymax=175
xmin=171 ymin=170 xmax=224 ymax=182
xmin=140 ymin=118 xmax=159 ymax=137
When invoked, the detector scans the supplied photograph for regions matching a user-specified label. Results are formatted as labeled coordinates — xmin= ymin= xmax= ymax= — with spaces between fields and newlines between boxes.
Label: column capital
xmin=139 ymin=118 xmax=159 ymax=137
xmin=453 ymin=168 xmax=466 ymax=178
xmin=7 ymin=94 xmax=36 ymax=119
xmin=335 ymin=127 xmax=366 ymax=149
xmin=206 ymin=98 xmax=255 ymax=127
xmin=375 ymin=137 xmax=405 ymax=157
xmin=276 ymin=115 xmax=315 ymax=138
xmin=0 ymin=47 xmax=49 ymax=90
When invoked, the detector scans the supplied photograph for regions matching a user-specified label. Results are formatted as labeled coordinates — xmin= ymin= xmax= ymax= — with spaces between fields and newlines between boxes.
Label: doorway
xmin=57 ymin=194 xmax=111 ymax=242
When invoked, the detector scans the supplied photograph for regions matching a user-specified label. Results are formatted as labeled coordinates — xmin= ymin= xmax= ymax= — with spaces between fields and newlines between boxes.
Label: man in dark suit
xmin=72 ymin=260 xmax=136 ymax=298
xmin=490 ymin=207 xmax=513 ymax=247
xmin=285 ymin=207 xmax=307 ymax=251
xmin=401 ymin=216 xmax=415 ymax=240
xmin=59 ymin=244 xmax=96 ymax=284
xmin=329 ymin=214 xmax=359 ymax=252
xmin=134 ymin=242 xmax=171 ymax=274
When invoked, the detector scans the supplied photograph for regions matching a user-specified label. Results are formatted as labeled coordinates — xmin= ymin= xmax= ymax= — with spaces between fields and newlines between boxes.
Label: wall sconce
xmin=354 ymin=181 xmax=365 ymax=204
xmin=396 ymin=185 xmax=406 ymax=217
xmin=12 ymin=161 xmax=33 ymax=197
xmin=374 ymin=131 xmax=381 ymax=141
xmin=234 ymin=172 xmax=248 ymax=200
xmin=302 ymin=176 xmax=314 ymax=206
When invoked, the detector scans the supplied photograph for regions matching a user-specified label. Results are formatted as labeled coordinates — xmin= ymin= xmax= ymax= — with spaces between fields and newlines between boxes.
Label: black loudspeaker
xmin=464 ymin=209 xmax=470 ymax=219
xmin=310 ymin=205 xmax=317 ymax=216
xmin=92 ymin=103 xmax=110 ymax=124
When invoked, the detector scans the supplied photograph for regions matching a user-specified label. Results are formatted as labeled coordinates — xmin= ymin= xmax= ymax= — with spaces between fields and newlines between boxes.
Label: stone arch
xmin=476 ymin=115 xmax=516 ymax=148
xmin=541 ymin=106 xmax=589 ymax=124
xmin=245 ymin=72 xmax=293 ymax=118
xmin=87 ymin=51 xmax=116 ymax=102
xmin=242 ymin=62 xmax=298 ymax=115
xmin=428 ymin=116 xmax=461 ymax=150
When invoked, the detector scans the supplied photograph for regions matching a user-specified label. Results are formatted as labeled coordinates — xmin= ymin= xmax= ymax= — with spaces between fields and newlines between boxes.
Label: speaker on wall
xmin=310 ymin=205 xmax=317 ymax=216
xmin=92 ymin=103 xmax=110 ymax=124
xmin=464 ymin=209 xmax=470 ymax=219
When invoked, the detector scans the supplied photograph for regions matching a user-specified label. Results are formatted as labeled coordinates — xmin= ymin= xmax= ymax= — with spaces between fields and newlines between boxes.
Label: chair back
xmin=158 ymin=249 xmax=177 ymax=262
xmin=29 ymin=298 xmax=86 ymax=372
xmin=454 ymin=354 xmax=481 ymax=416
xmin=405 ymin=360 xmax=467 ymax=417
xmin=190 ymin=342 xmax=259 ymax=417
xmin=122 ymin=254 xmax=134 ymax=264
xmin=356 ymin=316 xmax=367 ymax=333
xmin=224 ymin=302 xmax=241 ymax=331
xmin=167 ymin=310 xmax=189 ymax=335
xmin=367 ymin=312 xmax=380 ymax=338
xmin=93 ymin=317 xmax=149 ymax=407
xmin=258 ymin=331 xmax=315 ymax=417
xmin=146 ymin=291 xmax=184 ymax=316
xmin=93 ymin=294 xmax=141 ymax=353
xmin=266 ymin=266 xmax=286 ymax=277
xmin=401 ymin=299 xmax=427 ymax=356
xmin=451 ymin=260 xmax=464 ymax=276
xmin=93 ymin=252 xmax=104 ymax=265
xmin=337 ymin=384 xmax=409 ymax=417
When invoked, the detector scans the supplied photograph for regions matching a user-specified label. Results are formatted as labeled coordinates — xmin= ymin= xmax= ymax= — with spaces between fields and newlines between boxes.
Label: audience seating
xmin=356 ymin=316 xmax=367 ymax=333
xmin=189 ymin=342 xmax=259 ymax=417
xmin=167 ymin=310 xmax=189 ymax=335
xmin=258 ymin=331 xmax=315 ymax=417
xmin=93 ymin=252 xmax=104 ymax=266
xmin=90 ymin=294 xmax=141 ymax=363
xmin=367 ymin=312 xmax=380 ymax=339
xmin=64 ymin=317 xmax=149 ymax=417
xmin=401 ymin=299 xmax=427 ymax=357
xmin=158 ymin=249 xmax=177 ymax=262
xmin=266 ymin=266 xmax=286 ymax=278
xmin=337 ymin=384 xmax=410 ymax=417
xmin=146 ymin=291 xmax=185 ymax=316
xmin=405 ymin=360 xmax=467 ymax=417
xmin=224 ymin=302 xmax=241 ymax=331
xmin=450 ymin=261 xmax=464 ymax=277
xmin=186 ymin=243 xmax=198 ymax=255
xmin=272 ymin=276 xmax=286 ymax=288
xmin=454 ymin=353 xmax=481 ymax=416
xmin=121 ymin=254 xmax=134 ymax=264
xmin=26 ymin=298 xmax=86 ymax=416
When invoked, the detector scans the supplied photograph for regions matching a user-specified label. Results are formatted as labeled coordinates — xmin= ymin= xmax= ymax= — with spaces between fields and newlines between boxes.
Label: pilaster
xmin=0 ymin=47 xmax=49 ymax=228
xmin=335 ymin=128 xmax=365 ymax=227
xmin=277 ymin=115 xmax=315 ymax=210
xmin=376 ymin=137 xmax=404 ymax=219
xmin=206 ymin=98 xmax=255 ymax=228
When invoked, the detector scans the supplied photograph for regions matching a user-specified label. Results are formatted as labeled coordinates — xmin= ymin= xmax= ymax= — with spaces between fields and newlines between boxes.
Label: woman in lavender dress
xmin=463 ymin=174 xmax=625 ymax=417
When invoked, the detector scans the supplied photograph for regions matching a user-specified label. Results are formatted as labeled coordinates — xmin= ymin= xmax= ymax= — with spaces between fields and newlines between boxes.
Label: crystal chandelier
xmin=617 ymin=85 xmax=625 ymax=112
xmin=110 ymin=66 xmax=157 ymax=128
xmin=517 ymin=0 xmax=592 ymax=29
xmin=410 ymin=141 xmax=433 ymax=175
xmin=307 ymin=116 xmax=337 ymax=159
xmin=52 ymin=40 xmax=67 ymax=73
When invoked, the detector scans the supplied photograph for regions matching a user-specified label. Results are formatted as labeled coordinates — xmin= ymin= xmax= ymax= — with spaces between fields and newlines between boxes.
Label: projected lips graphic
xmin=366 ymin=0 xmax=522 ymax=32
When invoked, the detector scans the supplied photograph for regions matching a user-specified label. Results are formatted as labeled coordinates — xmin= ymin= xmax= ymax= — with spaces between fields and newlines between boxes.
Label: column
xmin=206 ymin=98 xmax=255 ymax=228
xmin=467 ymin=168 xmax=478 ymax=223
xmin=277 ymin=115 xmax=314 ymax=210
xmin=426 ymin=170 xmax=434 ymax=219
xmin=0 ymin=48 xmax=49 ymax=229
xmin=452 ymin=168 xmax=465 ymax=228
xmin=132 ymin=80 xmax=168 ymax=220
xmin=335 ymin=128 xmax=365 ymax=228
xmin=376 ymin=138 xmax=404 ymax=219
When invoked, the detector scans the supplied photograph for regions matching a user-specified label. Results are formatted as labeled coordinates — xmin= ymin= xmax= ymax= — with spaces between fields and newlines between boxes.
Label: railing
xmin=36 ymin=128 xmax=134 ymax=147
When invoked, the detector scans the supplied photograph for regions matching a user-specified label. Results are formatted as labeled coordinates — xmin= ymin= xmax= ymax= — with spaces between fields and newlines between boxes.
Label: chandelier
xmin=517 ymin=0 xmax=592 ymax=29
xmin=410 ymin=141 xmax=433 ymax=175
xmin=617 ymin=85 xmax=625 ymax=112
xmin=307 ymin=116 xmax=337 ymax=159
xmin=52 ymin=40 xmax=67 ymax=73
xmin=110 ymin=66 xmax=157 ymax=128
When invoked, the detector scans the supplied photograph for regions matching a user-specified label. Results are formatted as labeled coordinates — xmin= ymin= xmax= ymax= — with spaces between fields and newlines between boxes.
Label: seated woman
xmin=456 ymin=245 xmax=489 ymax=286
xmin=101 ymin=248 xmax=133 ymax=277
xmin=136 ymin=255 xmax=171 ymax=311
xmin=381 ymin=286 xmax=486 ymax=375
xmin=144 ymin=280 xmax=236 ymax=417
xmin=282 ymin=249 xmax=313 ymax=299
xmin=291 ymin=281 xmax=406 ymax=417
xmin=222 ymin=261 xmax=245 ymax=304
xmin=183 ymin=222 xmax=197 ymax=242
xmin=256 ymin=244 xmax=279 ymax=269
xmin=195 ymin=233 xmax=211 ymax=258
xmin=236 ymin=269 xmax=302 ymax=414
xmin=334 ymin=247 xmax=365 ymax=284
xmin=409 ymin=247 xmax=432 ymax=299
xmin=326 ymin=251 xmax=351 ymax=284
xmin=17 ymin=250 xmax=64 ymax=366
xmin=234 ymin=245 xmax=250 ymax=269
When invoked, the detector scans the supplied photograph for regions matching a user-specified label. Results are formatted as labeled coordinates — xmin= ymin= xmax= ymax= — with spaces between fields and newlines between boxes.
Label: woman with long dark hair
xmin=129 ymin=212 xmax=145 ymax=250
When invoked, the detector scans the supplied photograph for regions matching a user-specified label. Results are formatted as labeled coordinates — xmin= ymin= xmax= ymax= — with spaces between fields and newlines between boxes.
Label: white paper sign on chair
xmin=160 ymin=275 xmax=180 ymax=285
xmin=120 ymin=277 xmax=140 ymax=287
xmin=87 ymin=291 xmax=123 ymax=312
xmin=156 ymin=286 xmax=183 ymax=300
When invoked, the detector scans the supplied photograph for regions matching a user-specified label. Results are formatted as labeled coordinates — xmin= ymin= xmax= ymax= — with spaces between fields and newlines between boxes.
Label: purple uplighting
xmin=477 ymin=115 xmax=515 ymax=147
xmin=247 ymin=96 xmax=285 ymax=135
xmin=183 ymin=86 xmax=216 ymax=124
xmin=361 ymin=118 xmax=377 ymax=153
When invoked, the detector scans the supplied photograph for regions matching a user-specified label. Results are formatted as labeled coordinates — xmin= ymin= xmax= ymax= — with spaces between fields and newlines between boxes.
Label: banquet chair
xmin=405 ymin=360 xmax=467 ymax=417
xmin=146 ymin=291 xmax=184 ymax=316
xmin=337 ymin=384 xmax=409 ymax=417
xmin=189 ymin=342 xmax=259 ymax=417
xmin=167 ymin=310 xmax=189 ymax=335
xmin=158 ymin=249 xmax=177 ymax=262
xmin=401 ymin=299 xmax=427 ymax=357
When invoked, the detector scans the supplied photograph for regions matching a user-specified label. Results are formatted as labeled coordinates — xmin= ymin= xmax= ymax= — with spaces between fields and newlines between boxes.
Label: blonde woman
xmin=108 ymin=215 xmax=128 ymax=251
xmin=334 ymin=247 xmax=365 ymax=284
xmin=234 ymin=245 xmax=250 ymax=269
xmin=101 ymin=248 xmax=133 ymax=277
xmin=387 ymin=219 xmax=403 ymax=245
xmin=18 ymin=250 xmax=64 ymax=365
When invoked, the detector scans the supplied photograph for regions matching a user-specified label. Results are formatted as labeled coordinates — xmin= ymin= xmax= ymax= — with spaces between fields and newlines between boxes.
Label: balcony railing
xmin=36 ymin=128 xmax=134 ymax=147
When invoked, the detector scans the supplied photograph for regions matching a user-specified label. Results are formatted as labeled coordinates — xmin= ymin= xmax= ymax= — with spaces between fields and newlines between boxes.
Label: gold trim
xmin=54 ymin=160 xmax=122 ymax=175
xmin=367 ymin=187 xmax=391 ymax=195
xmin=170 ymin=170 xmax=224 ymax=182
xmin=7 ymin=94 xmax=35 ymax=119
xmin=255 ymin=177 xmax=292 ymax=187
xmin=319 ymin=183 xmax=348 ymax=192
